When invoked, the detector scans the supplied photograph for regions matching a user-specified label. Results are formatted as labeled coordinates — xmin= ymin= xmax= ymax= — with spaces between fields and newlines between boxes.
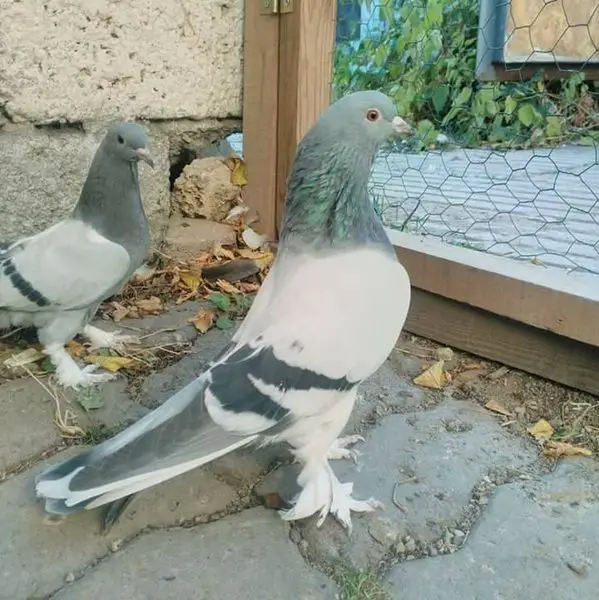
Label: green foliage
xmin=334 ymin=0 xmax=599 ymax=151
xmin=208 ymin=292 xmax=254 ymax=330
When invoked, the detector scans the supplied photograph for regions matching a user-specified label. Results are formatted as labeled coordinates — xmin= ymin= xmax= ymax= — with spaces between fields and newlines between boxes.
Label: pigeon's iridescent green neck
xmin=279 ymin=140 xmax=391 ymax=251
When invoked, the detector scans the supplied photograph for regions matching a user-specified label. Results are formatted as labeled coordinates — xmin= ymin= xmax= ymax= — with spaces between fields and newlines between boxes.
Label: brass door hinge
xmin=260 ymin=0 xmax=293 ymax=15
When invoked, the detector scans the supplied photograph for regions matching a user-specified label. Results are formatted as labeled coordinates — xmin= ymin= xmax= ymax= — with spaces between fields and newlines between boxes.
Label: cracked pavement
xmin=0 ymin=312 xmax=597 ymax=600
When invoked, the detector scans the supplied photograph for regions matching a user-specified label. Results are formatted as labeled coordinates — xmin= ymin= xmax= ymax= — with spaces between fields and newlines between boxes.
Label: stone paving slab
xmin=0 ymin=378 xmax=147 ymax=476
xmin=260 ymin=398 xmax=540 ymax=570
xmin=386 ymin=458 xmax=599 ymax=599
xmin=53 ymin=508 xmax=336 ymax=600
xmin=0 ymin=450 xmax=240 ymax=600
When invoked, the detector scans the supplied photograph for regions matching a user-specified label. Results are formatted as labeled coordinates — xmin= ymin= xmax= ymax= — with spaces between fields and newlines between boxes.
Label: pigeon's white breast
xmin=244 ymin=246 xmax=411 ymax=384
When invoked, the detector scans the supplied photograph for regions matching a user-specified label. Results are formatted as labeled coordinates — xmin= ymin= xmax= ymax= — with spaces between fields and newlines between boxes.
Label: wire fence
xmin=334 ymin=0 xmax=599 ymax=275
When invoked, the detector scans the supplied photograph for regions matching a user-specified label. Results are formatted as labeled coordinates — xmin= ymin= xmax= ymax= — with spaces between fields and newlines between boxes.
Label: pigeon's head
xmin=102 ymin=122 xmax=154 ymax=168
xmin=316 ymin=91 xmax=411 ymax=151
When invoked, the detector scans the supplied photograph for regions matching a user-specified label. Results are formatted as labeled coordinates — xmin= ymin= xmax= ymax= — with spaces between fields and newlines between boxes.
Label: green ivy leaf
xmin=208 ymin=292 xmax=231 ymax=312
xmin=215 ymin=315 xmax=234 ymax=330
xmin=545 ymin=116 xmax=564 ymax=138
xmin=454 ymin=87 xmax=472 ymax=107
xmin=517 ymin=104 xmax=540 ymax=127
xmin=431 ymin=84 xmax=450 ymax=113
xmin=504 ymin=95 xmax=517 ymax=115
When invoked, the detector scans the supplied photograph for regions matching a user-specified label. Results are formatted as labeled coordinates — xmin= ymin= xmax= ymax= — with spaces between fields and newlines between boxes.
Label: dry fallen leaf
xmin=85 ymin=354 xmax=137 ymax=373
xmin=136 ymin=296 xmax=163 ymax=315
xmin=189 ymin=308 xmax=216 ymax=334
xmin=484 ymin=397 xmax=513 ymax=417
xmin=413 ymin=360 xmax=446 ymax=389
xmin=216 ymin=279 xmax=241 ymax=294
xmin=4 ymin=348 xmax=45 ymax=369
xmin=213 ymin=244 xmax=236 ymax=261
xmin=224 ymin=157 xmax=248 ymax=187
xmin=543 ymin=441 xmax=593 ymax=459
xmin=237 ymin=248 xmax=274 ymax=271
xmin=110 ymin=301 xmax=130 ymax=322
xmin=242 ymin=226 xmax=267 ymax=250
xmin=224 ymin=204 xmax=249 ymax=222
xmin=237 ymin=281 xmax=260 ymax=293
xmin=66 ymin=340 xmax=87 ymax=359
xmin=527 ymin=418 xmax=554 ymax=442
xmin=179 ymin=269 xmax=202 ymax=293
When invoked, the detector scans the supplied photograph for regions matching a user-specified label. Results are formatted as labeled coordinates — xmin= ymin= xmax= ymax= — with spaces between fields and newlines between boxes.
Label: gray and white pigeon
xmin=35 ymin=91 xmax=412 ymax=532
xmin=0 ymin=123 xmax=153 ymax=389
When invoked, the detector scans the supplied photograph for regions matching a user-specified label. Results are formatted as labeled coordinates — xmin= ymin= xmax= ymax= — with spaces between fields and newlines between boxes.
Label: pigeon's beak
xmin=135 ymin=147 xmax=155 ymax=169
xmin=392 ymin=116 xmax=412 ymax=136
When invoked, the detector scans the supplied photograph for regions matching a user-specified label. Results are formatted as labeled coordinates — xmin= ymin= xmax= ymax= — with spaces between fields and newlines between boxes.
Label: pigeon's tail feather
xmin=36 ymin=429 xmax=257 ymax=515
xmin=35 ymin=375 xmax=259 ymax=515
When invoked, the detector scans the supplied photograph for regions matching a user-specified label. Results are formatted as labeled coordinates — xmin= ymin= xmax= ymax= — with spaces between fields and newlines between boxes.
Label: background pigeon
xmin=0 ymin=123 xmax=153 ymax=389
xmin=35 ymin=91 xmax=412 ymax=532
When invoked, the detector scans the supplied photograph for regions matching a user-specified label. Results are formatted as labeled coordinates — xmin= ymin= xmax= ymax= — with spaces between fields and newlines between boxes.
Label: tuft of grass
xmin=332 ymin=564 xmax=389 ymax=600
xmin=79 ymin=423 xmax=125 ymax=445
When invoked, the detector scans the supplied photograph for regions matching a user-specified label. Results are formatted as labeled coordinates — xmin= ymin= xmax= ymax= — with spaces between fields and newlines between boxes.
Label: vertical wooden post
xmin=242 ymin=0 xmax=337 ymax=240
xmin=242 ymin=0 xmax=280 ymax=240
xmin=276 ymin=0 xmax=338 ymax=233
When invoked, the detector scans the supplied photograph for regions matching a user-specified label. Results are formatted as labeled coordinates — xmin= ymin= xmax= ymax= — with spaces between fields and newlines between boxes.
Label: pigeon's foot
xmin=326 ymin=478 xmax=383 ymax=533
xmin=83 ymin=325 xmax=140 ymax=352
xmin=279 ymin=464 xmax=383 ymax=533
xmin=46 ymin=345 xmax=117 ymax=390
xmin=327 ymin=435 xmax=365 ymax=462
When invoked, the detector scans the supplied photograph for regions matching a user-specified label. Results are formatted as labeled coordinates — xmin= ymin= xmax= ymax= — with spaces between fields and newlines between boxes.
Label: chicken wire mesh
xmin=334 ymin=0 xmax=599 ymax=275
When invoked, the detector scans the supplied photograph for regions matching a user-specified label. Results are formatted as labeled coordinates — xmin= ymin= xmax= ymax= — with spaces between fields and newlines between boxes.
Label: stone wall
xmin=0 ymin=0 xmax=244 ymax=246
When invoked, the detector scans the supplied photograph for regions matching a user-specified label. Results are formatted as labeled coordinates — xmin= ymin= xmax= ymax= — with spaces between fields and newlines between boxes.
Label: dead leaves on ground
xmin=413 ymin=360 xmax=449 ymax=389
xmin=526 ymin=417 xmax=593 ymax=460
xmin=101 ymin=236 xmax=274 ymax=327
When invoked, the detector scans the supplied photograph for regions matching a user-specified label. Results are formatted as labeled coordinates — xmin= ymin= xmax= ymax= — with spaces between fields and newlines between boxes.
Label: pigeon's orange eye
xmin=366 ymin=109 xmax=381 ymax=122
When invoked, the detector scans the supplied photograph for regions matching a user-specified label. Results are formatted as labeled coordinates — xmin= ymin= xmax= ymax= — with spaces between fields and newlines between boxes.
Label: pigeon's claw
xmin=327 ymin=435 xmax=365 ymax=463
xmin=83 ymin=325 xmax=140 ymax=352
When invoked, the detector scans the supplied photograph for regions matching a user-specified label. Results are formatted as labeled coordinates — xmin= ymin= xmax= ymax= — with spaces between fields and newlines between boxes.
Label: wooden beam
xmin=242 ymin=0 xmax=280 ymax=240
xmin=389 ymin=230 xmax=599 ymax=348
xmin=276 ymin=0 xmax=337 ymax=233
xmin=405 ymin=289 xmax=599 ymax=397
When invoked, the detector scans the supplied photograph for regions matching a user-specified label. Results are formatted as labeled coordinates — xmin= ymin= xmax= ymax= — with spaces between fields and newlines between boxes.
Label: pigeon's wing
xmin=0 ymin=219 xmax=131 ymax=311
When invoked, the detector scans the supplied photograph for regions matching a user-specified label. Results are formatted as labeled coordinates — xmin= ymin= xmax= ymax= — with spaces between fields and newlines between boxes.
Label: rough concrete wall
xmin=0 ymin=0 xmax=243 ymax=246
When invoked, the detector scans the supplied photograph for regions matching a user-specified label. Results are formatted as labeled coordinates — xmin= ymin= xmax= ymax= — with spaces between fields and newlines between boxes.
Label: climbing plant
xmin=334 ymin=0 xmax=599 ymax=151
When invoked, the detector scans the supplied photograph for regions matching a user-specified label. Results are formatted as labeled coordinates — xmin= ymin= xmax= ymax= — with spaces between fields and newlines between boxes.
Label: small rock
xmin=429 ymin=546 xmax=438 ymax=557
xmin=368 ymin=517 xmax=399 ymax=545
xmin=163 ymin=215 xmax=236 ymax=261
xmin=435 ymin=347 xmax=454 ymax=361
xmin=171 ymin=157 xmax=241 ymax=221
xmin=64 ymin=573 xmax=75 ymax=583
xmin=453 ymin=529 xmax=466 ymax=542
xmin=394 ymin=541 xmax=406 ymax=555
xmin=110 ymin=540 xmax=122 ymax=552
xmin=405 ymin=538 xmax=417 ymax=553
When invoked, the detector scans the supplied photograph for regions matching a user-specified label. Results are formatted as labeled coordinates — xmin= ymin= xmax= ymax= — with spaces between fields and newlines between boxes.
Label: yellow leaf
xmin=413 ymin=360 xmax=446 ymax=389
xmin=3 ymin=348 xmax=45 ymax=369
xmin=85 ymin=354 xmax=137 ymax=373
xmin=543 ymin=441 xmax=593 ymax=459
xmin=224 ymin=157 xmax=248 ymax=187
xmin=238 ymin=248 xmax=274 ymax=271
xmin=527 ymin=418 xmax=554 ymax=442
xmin=484 ymin=397 xmax=513 ymax=417
xmin=136 ymin=296 xmax=163 ymax=314
xmin=189 ymin=309 xmax=215 ymax=334
xmin=179 ymin=269 xmax=202 ymax=292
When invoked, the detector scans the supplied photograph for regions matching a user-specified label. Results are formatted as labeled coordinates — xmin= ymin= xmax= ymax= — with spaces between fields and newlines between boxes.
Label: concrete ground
xmin=1 ymin=309 xmax=597 ymax=600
